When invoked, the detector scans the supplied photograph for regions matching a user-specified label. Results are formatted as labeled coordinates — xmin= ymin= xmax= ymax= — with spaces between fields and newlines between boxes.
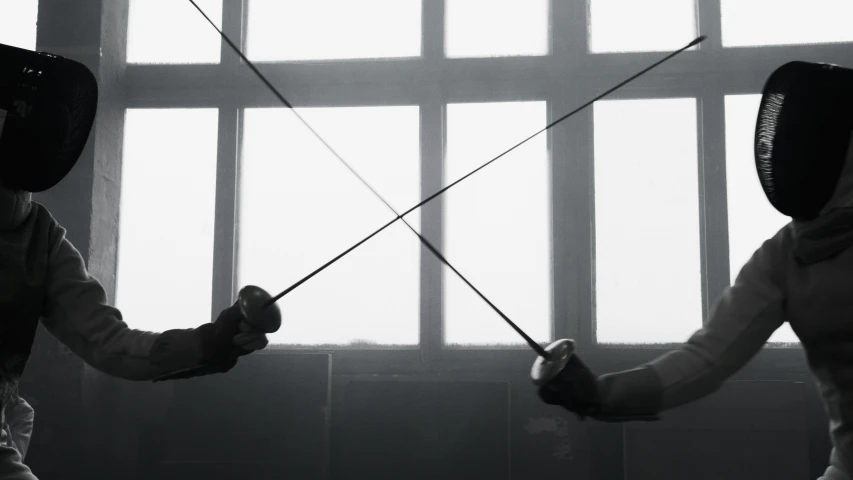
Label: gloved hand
xmin=194 ymin=302 xmax=270 ymax=372
xmin=537 ymin=353 xmax=602 ymax=420
xmin=151 ymin=302 xmax=272 ymax=381
xmin=538 ymin=356 xmax=664 ymax=423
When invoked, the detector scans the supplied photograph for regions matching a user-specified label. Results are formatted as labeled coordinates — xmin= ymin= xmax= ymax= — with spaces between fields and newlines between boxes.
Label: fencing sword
xmin=184 ymin=0 xmax=706 ymax=363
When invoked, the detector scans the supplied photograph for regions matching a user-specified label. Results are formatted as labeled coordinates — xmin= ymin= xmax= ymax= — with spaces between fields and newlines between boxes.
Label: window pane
xmin=117 ymin=109 xmax=219 ymax=331
xmin=594 ymin=99 xmax=701 ymax=344
xmin=247 ymin=0 xmax=421 ymax=61
xmin=589 ymin=0 xmax=696 ymax=53
xmin=444 ymin=102 xmax=551 ymax=346
xmin=127 ymin=0 xmax=222 ymax=64
xmin=445 ymin=0 xmax=548 ymax=58
xmin=0 ymin=0 xmax=38 ymax=50
xmin=240 ymin=107 xmax=420 ymax=346
xmin=722 ymin=0 xmax=853 ymax=47
xmin=725 ymin=95 xmax=798 ymax=345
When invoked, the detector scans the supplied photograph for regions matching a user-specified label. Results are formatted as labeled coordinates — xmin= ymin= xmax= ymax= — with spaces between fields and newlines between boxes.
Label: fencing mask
xmin=0 ymin=43 xmax=98 ymax=192
xmin=755 ymin=61 xmax=853 ymax=221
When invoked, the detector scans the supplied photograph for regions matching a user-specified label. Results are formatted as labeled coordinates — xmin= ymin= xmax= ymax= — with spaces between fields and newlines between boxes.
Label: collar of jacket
xmin=792 ymin=208 xmax=853 ymax=264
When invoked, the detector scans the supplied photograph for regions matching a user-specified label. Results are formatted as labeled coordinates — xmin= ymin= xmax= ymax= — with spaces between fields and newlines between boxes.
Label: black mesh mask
xmin=0 ymin=43 xmax=98 ymax=192
xmin=755 ymin=61 xmax=853 ymax=221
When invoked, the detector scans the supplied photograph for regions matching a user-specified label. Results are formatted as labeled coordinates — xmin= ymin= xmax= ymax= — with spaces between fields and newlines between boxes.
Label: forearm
xmin=43 ymin=224 xmax=209 ymax=380
xmin=544 ymin=230 xmax=791 ymax=420
xmin=44 ymin=302 xmax=209 ymax=381
xmin=82 ymin=328 xmax=206 ymax=381
xmin=597 ymin=297 xmax=785 ymax=416
xmin=597 ymin=365 xmax=664 ymax=416
xmin=597 ymin=347 xmax=749 ymax=417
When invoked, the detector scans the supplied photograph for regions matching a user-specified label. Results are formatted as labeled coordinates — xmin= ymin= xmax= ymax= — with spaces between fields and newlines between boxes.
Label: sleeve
xmin=40 ymin=220 xmax=209 ymax=381
xmin=5 ymin=396 xmax=34 ymax=460
xmin=596 ymin=226 xmax=791 ymax=417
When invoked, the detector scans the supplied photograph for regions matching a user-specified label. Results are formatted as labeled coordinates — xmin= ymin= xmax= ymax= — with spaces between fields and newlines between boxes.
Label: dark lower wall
xmin=30 ymin=351 xmax=831 ymax=480
xmin=332 ymin=370 xmax=828 ymax=480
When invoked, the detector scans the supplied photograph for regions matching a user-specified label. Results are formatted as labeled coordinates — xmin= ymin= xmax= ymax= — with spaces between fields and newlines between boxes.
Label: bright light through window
xmin=127 ymin=0 xmax=222 ymax=64
xmin=239 ymin=107 xmax=420 ymax=346
xmin=247 ymin=0 xmax=421 ymax=61
xmin=594 ymin=98 xmax=701 ymax=344
xmin=444 ymin=102 xmax=551 ymax=346
xmin=589 ymin=0 xmax=697 ymax=53
xmin=722 ymin=0 xmax=853 ymax=47
xmin=117 ymin=109 xmax=219 ymax=331
xmin=725 ymin=94 xmax=798 ymax=345
xmin=445 ymin=0 xmax=549 ymax=58
xmin=0 ymin=0 xmax=38 ymax=50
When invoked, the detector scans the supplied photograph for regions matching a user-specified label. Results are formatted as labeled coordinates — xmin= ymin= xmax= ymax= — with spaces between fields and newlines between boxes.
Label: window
xmin=247 ymin=0 xmax=421 ymax=61
xmin=126 ymin=0 xmax=223 ymax=64
xmin=0 ymin=0 xmax=39 ymax=50
xmin=116 ymin=109 xmax=219 ymax=331
xmin=114 ymin=0 xmax=847 ymax=369
xmin=444 ymin=102 xmax=551 ymax=346
xmin=724 ymin=95 xmax=799 ymax=345
xmin=589 ymin=0 xmax=697 ymax=53
xmin=239 ymin=107 xmax=421 ymax=346
xmin=721 ymin=0 xmax=853 ymax=47
xmin=445 ymin=0 xmax=549 ymax=58
xmin=593 ymin=98 xmax=702 ymax=344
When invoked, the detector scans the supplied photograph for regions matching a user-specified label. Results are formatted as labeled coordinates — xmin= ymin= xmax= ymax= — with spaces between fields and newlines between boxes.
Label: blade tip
xmin=690 ymin=35 xmax=708 ymax=47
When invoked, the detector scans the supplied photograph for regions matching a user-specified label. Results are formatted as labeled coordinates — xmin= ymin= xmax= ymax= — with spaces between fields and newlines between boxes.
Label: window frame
xmin=584 ymin=83 xmax=709 ymax=347
xmin=112 ymin=0 xmax=853 ymax=376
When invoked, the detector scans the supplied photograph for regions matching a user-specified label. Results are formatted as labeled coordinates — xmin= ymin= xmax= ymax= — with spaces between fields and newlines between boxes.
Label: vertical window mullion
xmin=421 ymin=101 xmax=444 ymax=361
xmin=576 ymin=1 xmax=596 ymax=350
xmin=698 ymin=0 xmax=723 ymax=54
xmin=696 ymin=2 xmax=725 ymax=327
xmin=220 ymin=0 xmax=245 ymax=71
xmin=698 ymin=84 xmax=729 ymax=326
xmin=575 ymin=104 xmax=596 ymax=350
xmin=421 ymin=0 xmax=444 ymax=362
xmin=211 ymin=104 xmax=241 ymax=316
xmin=549 ymin=95 xmax=584 ymax=344
xmin=210 ymin=0 xmax=244 ymax=316
xmin=551 ymin=0 xmax=586 ymax=344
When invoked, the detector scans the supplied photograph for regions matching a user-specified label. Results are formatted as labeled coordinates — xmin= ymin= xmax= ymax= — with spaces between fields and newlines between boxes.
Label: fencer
xmin=536 ymin=61 xmax=853 ymax=480
xmin=0 ymin=44 xmax=276 ymax=479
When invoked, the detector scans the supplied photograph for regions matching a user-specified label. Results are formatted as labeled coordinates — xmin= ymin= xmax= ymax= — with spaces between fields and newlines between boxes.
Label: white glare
xmin=117 ymin=109 xmax=219 ymax=331
xmin=0 ymin=0 xmax=38 ymax=50
xmin=594 ymin=98 xmax=701 ymax=344
xmin=444 ymin=102 xmax=551 ymax=346
xmin=247 ymin=0 xmax=421 ymax=61
xmin=127 ymin=0 xmax=222 ymax=64
xmin=722 ymin=0 xmax=853 ymax=47
xmin=445 ymin=0 xmax=549 ymax=58
xmin=589 ymin=0 xmax=697 ymax=53
xmin=239 ymin=107 xmax=420 ymax=346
